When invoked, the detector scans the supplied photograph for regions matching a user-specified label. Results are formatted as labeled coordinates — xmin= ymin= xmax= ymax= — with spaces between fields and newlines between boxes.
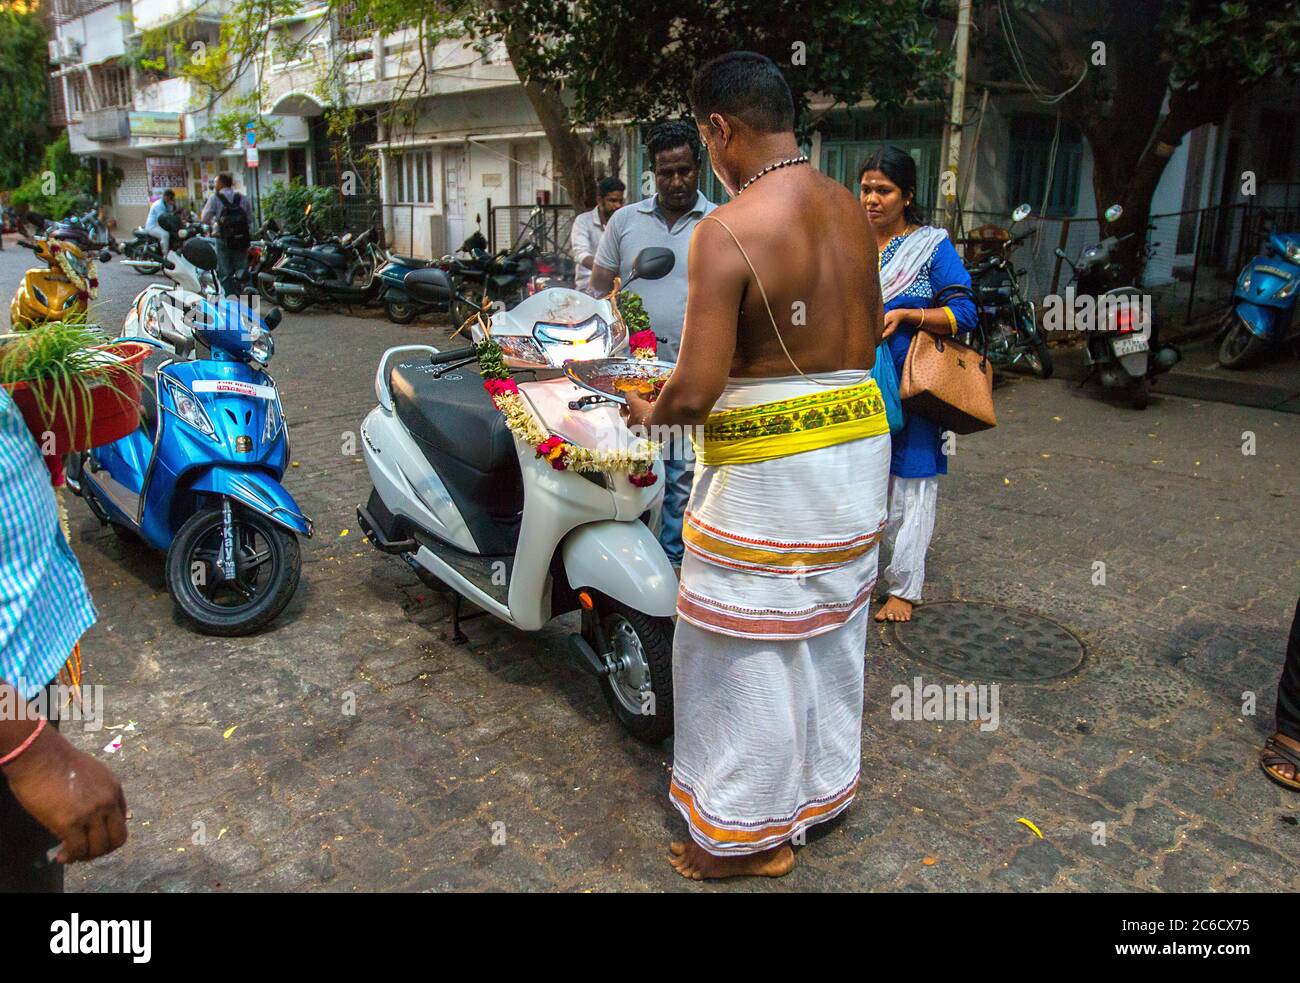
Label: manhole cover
xmin=884 ymin=602 xmax=1085 ymax=682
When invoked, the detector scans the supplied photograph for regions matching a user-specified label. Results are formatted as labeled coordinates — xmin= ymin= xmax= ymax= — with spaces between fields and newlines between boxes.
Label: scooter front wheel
xmin=1217 ymin=314 xmax=1268 ymax=370
xmin=589 ymin=597 xmax=674 ymax=744
xmin=166 ymin=505 xmax=301 ymax=636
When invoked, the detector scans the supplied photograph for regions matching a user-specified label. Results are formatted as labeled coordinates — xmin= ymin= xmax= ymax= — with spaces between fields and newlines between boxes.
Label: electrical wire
xmin=997 ymin=0 xmax=1089 ymax=106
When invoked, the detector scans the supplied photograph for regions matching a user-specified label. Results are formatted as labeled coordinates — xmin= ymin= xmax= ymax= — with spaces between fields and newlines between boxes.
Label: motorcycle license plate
xmin=1111 ymin=335 xmax=1149 ymax=357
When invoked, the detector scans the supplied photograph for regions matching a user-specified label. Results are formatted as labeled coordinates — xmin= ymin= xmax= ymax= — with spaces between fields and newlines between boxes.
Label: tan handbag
xmin=899 ymin=327 xmax=997 ymax=435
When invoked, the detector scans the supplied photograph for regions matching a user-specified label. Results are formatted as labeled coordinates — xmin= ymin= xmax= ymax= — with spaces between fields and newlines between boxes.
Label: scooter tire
xmin=166 ymin=506 xmax=301 ymax=636
xmin=385 ymin=300 xmax=420 ymax=324
xmin=278 ymin=292 xmax=310 ymax=314
xmin=592 ymin=598 xmax=674 ymax=744
xmin=1217 ymin=314 xmax=1268 ymax=370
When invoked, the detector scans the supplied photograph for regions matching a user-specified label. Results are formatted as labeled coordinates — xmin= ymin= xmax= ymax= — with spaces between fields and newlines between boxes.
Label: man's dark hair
xmin=216 ymin=172 xmax=233 ymax=189
xmin=597 ymin=176 xmax=626 ymax=196
xmin=162 ymin=188 xmax=175 ymax=200
xmin=689 ymin=51 xmax=795 ymax=134
xmin=645 ymin=120 xmax=701 ymax=168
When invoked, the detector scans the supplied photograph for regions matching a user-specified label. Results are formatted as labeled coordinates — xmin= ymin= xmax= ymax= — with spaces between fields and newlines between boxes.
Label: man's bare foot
xmin=874 ymin=595 xmax=914 ymax=622
xmin=1260 ymin=731 xmax=1300 ymax=789
xmin=668 ymin=840 xmax=795 ymax=880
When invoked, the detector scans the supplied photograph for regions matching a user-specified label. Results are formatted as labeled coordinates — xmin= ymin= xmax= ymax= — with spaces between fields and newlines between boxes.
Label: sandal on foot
xmin=1259 ymin=735 xmax=1300 ymax=791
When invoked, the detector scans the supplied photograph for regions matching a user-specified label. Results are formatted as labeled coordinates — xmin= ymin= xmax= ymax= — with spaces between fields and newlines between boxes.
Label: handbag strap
xmin=703 ymin=214 xmax=870 ymax=387
xmin=931 ymin=283 xmax=988 ymax=369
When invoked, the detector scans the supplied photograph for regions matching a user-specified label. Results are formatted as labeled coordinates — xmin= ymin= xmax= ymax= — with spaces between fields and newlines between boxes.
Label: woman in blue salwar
xmin=859 ymin=147 xmax=976 ymax=623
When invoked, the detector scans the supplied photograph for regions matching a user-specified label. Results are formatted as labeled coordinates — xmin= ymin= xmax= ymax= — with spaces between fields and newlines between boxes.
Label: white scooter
xmin=119 ymin=223 xmax=215 ymax=358
xmin=357 ymin=248 xmax=679 ymax=742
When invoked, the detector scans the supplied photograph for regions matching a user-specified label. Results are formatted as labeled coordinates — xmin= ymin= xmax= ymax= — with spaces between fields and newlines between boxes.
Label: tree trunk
xmin=499 ymin=30 xmax=596 ymax=210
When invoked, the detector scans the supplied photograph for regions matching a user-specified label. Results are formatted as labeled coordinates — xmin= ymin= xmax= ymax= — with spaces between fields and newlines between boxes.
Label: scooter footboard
xmin=561 ymin=520 xmax=677 ymax=618
xmin=189 ymin=468 xmax=313 ymax=537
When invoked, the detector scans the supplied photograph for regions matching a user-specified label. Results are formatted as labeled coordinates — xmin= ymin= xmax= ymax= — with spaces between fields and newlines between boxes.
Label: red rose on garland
xmin=628 ymin=469 xmax=658 ymax=487
xmin=535 ymin=435 xmax=569 ymax=470
xmin=629 ymin=330 xmax=657 ymax=355
xmin=483 ymin=378 xmax=519 ymax=398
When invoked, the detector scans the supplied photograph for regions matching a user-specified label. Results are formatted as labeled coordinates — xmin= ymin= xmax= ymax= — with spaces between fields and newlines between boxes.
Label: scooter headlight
xmin=1287 ymin=242 xmax=1300 ymax=265
xmin=1277 ymin=277 xmax=1298 ymax=300
xmin=1239 ymin=269 xmax=1253 ymax=293
xmin=162 ymin=377 xmax=217 ymax=439
xmin=249 ymin=331 xmax=274 ymax=365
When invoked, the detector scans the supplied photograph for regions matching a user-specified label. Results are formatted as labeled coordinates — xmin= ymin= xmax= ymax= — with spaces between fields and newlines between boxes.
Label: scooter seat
xmin=390 ymin=255 xmax=431 ymax=269
xmin=387 ymin=357 xmax=527 ymax=553
xmin=287 ymin=246 xmax=348 ymax=269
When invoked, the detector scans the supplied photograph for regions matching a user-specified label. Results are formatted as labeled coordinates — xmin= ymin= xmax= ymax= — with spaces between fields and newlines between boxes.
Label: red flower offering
xmin=535 ymin=436 xmax=569 ymax=470
xmin=483 ymin=378 xmax=519 ymax=398
xmin=628 ymin=469 xmax=658 ymax=487
xmin=629 ymin=330 xmax=657 ymax=353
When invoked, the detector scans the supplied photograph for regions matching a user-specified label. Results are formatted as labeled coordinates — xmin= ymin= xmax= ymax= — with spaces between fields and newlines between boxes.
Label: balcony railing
xmin=53 ymin=0 xmax=121 ymax=25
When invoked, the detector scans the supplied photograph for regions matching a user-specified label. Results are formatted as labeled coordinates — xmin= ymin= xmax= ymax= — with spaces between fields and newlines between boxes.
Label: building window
xmin=1008 ymin=115 xmax=1084 ymax=218
xmin=92 ymin=62 xmax=131 ymax=109
xmin=816 ymin=107 xmax=944 ymax=212
xmin=391 ymin=150 xmax=436 ymax=205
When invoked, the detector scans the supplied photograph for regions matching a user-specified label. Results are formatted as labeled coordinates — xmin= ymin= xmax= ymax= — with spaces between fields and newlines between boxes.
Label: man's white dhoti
xmin=670 ymin=371 xmax=891 ymax=855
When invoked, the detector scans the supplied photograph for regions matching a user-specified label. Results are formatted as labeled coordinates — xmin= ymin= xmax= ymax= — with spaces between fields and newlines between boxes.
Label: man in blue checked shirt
xmin=0 ymin=388 xmax=128 ymax=891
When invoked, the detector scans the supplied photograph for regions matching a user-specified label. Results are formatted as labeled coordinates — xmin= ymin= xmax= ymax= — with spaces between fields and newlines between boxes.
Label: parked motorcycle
xmin=1054 ymin=204 xmax=1180 ymax=409
xmin=10 ymin=237 xmax=112 ymax=328
xmin=964 ymin=204 xmax=1052 ymax=378
xmin=68 ymin=237 xmax=310 ymax=636
xmin=376 ymin=252 xmax=447 ymax=324
xmin=1217 ymin=216 xmax=1300 ymax=369
xmin=67 ymin=203 xmax=119 ymax=254
xmin=356 ymin=247 xmax=679 ymax=742
xmin=121 ymin=225 xmax=165 ymax=275
xmin=447 ymin=241 xmax=538 ymax=321
xmin=248 ymin=219 xmax=313 ymax=304
xmin=260 ymin=226 xmax=384 ymax=313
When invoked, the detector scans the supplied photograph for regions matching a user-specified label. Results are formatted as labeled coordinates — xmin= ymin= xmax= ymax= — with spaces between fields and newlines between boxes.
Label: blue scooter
xmin=68 ymin=237 xmax=313 ymax=636
xmin=377 ymin=251 xmax=448 ymax=324
xmin=1218 ymin=222 xmax=1300 ymax=369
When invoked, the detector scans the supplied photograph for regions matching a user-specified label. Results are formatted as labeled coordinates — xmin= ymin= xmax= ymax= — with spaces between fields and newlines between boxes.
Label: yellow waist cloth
xmin=697 ymin=378 xmax=889 ymax=467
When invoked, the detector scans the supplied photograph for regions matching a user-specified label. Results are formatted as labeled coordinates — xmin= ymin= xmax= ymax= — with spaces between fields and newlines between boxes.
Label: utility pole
xmin=941 ymin=0 xmax=973 ymax=234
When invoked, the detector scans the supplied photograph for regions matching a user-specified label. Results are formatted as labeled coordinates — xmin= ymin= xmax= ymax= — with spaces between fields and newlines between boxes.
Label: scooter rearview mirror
xmin=264 ymin=308 xmax=283 ymax=331
xmin=1012 ymin=203 xmax=1032 ymax=223
xmin=181 ymin=236 xmax=220 ymax=272
xmin=99 ymin=250 xmax=113 ymax=263
xmin=628 ymin=246 xmax=675 ymax=285
xmin=1104 ymin=204 xmax=1124 ymax=223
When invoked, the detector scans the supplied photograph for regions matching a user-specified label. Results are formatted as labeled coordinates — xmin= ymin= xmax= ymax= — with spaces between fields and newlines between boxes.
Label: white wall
xmin=61 ymin=2 xmax=130 ymax=66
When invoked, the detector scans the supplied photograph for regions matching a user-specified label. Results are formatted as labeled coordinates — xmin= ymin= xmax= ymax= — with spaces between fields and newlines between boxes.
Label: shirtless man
xmin=624 ymin=51 xmax=888 ymax=879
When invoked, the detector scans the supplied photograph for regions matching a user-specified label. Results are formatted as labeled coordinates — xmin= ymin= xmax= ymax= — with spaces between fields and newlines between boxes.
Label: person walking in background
xmin=0 ymin=389 xmax=128 ymax=891
xmin=201 ymin=173 xmax=254 ymax=295
xmin=859 ymin=147 xmax=976 ymax=624
xmin=591 ymin=121 xmax=716 ymax=569
xmin=572 ymin=176 xmax=625 ymax=295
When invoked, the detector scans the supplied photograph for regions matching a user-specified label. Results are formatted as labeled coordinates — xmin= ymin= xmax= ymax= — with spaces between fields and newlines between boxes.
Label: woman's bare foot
xmin=1260 ymin=731 xmax=1300 ymax=788
xmin=668 ymin=840 xmax=795 ymax=880
xmin=874 ymin=595 xmax=914 ymax=622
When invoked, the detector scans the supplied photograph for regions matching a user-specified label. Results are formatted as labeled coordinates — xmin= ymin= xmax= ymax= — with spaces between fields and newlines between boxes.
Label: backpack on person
xmin=215 ymin=191 xmax=250 ymax=250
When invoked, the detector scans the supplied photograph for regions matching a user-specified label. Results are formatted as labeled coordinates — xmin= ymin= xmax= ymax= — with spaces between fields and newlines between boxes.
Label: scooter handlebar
xmin=429 ymin=346 xmax=476 ymax=365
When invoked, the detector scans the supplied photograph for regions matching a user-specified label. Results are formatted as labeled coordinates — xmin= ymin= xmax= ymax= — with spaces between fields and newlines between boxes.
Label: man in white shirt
xmin=591 ymin=121 xmax=716 ymax=569
xmin=571 ymin=176 xmax=625 ymax=295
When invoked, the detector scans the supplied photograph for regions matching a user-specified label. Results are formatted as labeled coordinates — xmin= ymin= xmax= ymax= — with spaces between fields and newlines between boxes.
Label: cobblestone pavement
xmin=5 ymin=246 xmax=1298 ymax=892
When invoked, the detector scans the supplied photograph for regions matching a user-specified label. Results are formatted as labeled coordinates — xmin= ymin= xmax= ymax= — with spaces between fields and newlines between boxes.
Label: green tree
xmin=984 ymin=0 xmax=1300 ymax=278
xmin=194 ymin=0 xmax=948 ymax=209
xmin=0 ymin=4 xmax=51 ymax=190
